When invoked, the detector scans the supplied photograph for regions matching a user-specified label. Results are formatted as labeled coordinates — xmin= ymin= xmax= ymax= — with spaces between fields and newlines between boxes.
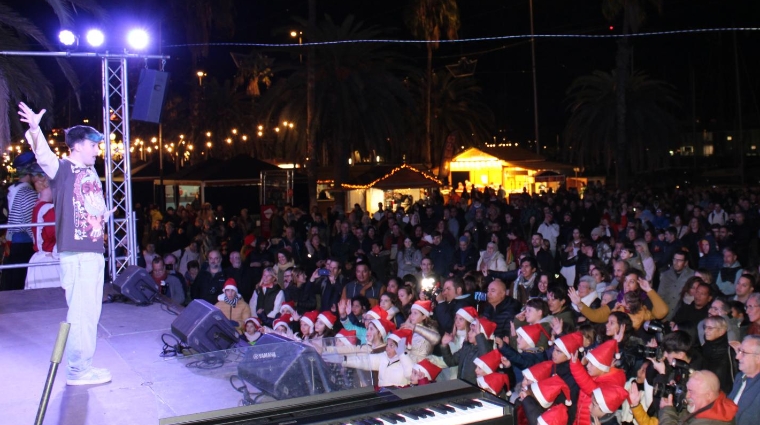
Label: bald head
xmin=487 ymin=279 xmax=507 ymax=306
xmin=686 ymin=370 xmax=721 ymax=412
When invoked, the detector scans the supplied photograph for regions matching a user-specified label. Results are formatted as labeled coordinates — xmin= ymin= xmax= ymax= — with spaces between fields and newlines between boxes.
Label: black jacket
xmin=433 ymin=294 xmax=477 ymax=336
xmin=441 ymin=334 xmax=492 ymax=385
xmin=702 ymin=334 xmax=738 ymax=394
xmin=482 ymin=296 xmax=522 ymax=338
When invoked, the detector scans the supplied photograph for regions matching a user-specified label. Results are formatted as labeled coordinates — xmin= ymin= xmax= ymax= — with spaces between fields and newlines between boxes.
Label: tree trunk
xmin=306 ymin=0 xmax=318 ymax=209
xmin=424 ymin=44 xmax=433 ymax=166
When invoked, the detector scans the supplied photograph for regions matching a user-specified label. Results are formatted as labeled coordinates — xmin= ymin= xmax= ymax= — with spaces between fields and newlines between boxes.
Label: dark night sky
xmin=8 ymin=0 xmax=760 ymax=145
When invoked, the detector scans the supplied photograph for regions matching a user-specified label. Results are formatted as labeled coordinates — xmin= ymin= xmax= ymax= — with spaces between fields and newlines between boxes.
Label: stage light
xmin=127 ymin=29 xmax=149 ymax=50
xmin=86 ymin=29 xmax=105 ymax=47
xmin=59 ymin=30 xmax=77 ymax=46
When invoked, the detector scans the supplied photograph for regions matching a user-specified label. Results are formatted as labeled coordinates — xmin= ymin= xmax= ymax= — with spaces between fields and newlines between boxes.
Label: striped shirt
xmin=6 ymin=181 xmax=37 ymax=242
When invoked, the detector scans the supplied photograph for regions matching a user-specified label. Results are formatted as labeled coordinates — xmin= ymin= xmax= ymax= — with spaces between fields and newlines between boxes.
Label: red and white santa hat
xmin=218 ymin=278 xmax=241 ymax=301
xmin=523 ymin=360 xmax=554 ymax=383
xmin=473 ymin=349 xmax=503 ymax=375
xmin=387 ymin=328 xmax=413 ymax=348
xmin=586 ymin=339 xmax=619 ymax=373
xmin=456 ymin=306 xmax=478 ymax=324
xmin=244 ymin=317 xmax=262 ymax=331
xmin=538 ymin=404 xmax=569 ymax=425
xmin=317 ymin=311 xmax=337 ymax=330
xmin=478 ymin=317 xmax=497 ymax=340
xmin=411 ymin=300 xmax=433 ymax=317
xmin=413 ymin=359 xmax=443 ymax=382
xmin=516 ymin=323 xmax=550 ymax=348
xmin=592 ymin=384 xmax=629 ymax=414
xmin=477 ymin=373 xmax=512 ymax=397
xmin=370 ymin=318 xmax=396 ymax=341
xmin=300 ymin=310 xmax=320 ymax=331
xmin=366 ymin=305 xmax=389 ymax=321
xmin=553 ymin=331 xmax=584 ymax=359
xmin=280 ymin=301 xmax=297 ymax=316
xmin=530 ymin=375 xmax=572 ymax=408
xmin=273 ymin=314 xmax=292 ymax=331
xmin=335 ymin=329 xmax=358 ymax=346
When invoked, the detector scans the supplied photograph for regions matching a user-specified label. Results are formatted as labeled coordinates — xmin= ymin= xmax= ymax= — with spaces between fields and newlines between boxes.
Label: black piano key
xmin=467 ymin=398 xmax=484 ymax=407
xmin=385 ymin=413 xmax=406 ymax=423
xmin=428 ymin=405 xmax=449 ymax=415
xmin=380 ymin=414 xmax=399 ymax=424
xmin=418 ymin=408 xmax=435 ymax=418
xmin=448 ymin=400 xmax=471 ymax=410
xmin=367 ymin=418 xmax=384 ymax=425
xmin=401 ymin=410 xmax=420 ymax=420
xmin=438 ymin=404 xmax=457 ymax=413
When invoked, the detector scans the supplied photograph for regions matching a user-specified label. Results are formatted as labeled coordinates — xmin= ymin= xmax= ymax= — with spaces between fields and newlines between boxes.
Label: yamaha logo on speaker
xmin=250 ymin=352 xmax=277 ymax=360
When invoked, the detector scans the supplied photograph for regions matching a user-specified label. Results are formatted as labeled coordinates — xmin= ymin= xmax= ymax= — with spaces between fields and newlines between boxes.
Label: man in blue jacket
xmin=729 ymin=334 xmax=760 ymax=425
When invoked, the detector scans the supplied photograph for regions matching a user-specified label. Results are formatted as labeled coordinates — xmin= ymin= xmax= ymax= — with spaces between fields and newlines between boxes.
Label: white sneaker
xmin=66 ymin=367 xmax=112 ymax=386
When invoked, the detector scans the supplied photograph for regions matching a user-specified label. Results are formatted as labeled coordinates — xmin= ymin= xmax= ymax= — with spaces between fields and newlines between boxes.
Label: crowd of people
xmin=134 ymin=182 xmax=760 ymax=425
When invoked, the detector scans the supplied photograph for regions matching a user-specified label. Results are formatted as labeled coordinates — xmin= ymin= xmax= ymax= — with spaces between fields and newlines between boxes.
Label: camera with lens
xmin=636 ymin=344 xmax=664 ymax=362
xmin=643 ymin=320 xmax=672 ymax=343
xmin=420 ymin=277 xmax=441 ymax=300
xmin=652 ymin=359 xmax=692 ymax=412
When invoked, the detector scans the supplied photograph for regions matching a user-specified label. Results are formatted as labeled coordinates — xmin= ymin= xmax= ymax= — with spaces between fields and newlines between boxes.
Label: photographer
xmin=658 ymin=370 xmax=736 ymax=425
xmin=645 ymin=331 xmax=703 ymax=418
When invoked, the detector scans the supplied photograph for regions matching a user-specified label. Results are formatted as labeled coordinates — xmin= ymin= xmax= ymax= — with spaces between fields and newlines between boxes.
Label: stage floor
xmin=0 ymin=286 xmax=376 ymax=425
xmin=0 ymin=285 xmax=271 ymax=425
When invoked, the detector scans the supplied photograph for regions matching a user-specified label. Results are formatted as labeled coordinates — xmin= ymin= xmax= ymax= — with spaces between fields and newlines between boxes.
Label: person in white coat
xmin=477 ymin=242 xmax=508 ymax=273
xmin=340 ymin=328 xmax=414 ymax=388
xmin=537 ymin=211 xmax=560 ymax=257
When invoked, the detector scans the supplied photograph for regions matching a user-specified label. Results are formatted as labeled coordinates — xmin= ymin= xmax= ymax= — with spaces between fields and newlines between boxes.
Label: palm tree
xmin=405 ymin=0 xmax=460 ymax=166
xmin=601 ymin=0 xmax=662 ymax=188
xmin=407 ymin=71 xmax=494 ymax=179
xmin=258 ymin=15 xmax=413 ymax=205
xmin=0 ymin=0 xmax=106 ymax=150
xmin=564 ymin=69 xmax=679 ymax=174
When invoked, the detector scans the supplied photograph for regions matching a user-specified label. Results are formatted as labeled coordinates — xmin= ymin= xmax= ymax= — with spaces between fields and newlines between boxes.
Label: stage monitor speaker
xmin=132 ymin=69 xmax=169 ymax=123
xmin=238 ymin=333 xmax=334 ymax=400
xmin=171 ymin=300 xmax=240 ymax=353
xmin=112 ymin=265 xmax=159 ymax=304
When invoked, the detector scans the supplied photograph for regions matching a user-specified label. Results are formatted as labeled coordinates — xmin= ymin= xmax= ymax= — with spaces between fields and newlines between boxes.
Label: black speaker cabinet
xmin=112 ymin=265 xmax=159 ymax=304
xmin=238 ymin=333 xmax=334 ymax=400
xmin=132 ymin=69 xmax=169 ymax=123
xmin=171 ymin=299 xmax=239 ymax=353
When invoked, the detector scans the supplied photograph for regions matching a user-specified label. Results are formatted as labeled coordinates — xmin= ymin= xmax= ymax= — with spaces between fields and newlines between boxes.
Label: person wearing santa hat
xmin=323 ymin=318 xmax=395 ymax=357
xmin=498 ymin=323 xmax=549 ymax=387
xmin=523 ymin=375 xmax=573 ymax=425
xmin=399 ymin=300 xmax=442 ymax=363
xmin=411 ymin=359 xmax=442 ymax=386
xmin=440 ymin=316 xmax=495 ymax=385
xmin=478 ymin=372 xmax=512 ymax=399
xmin=299 ymin=310 xmax=320 ymax=340
xmin=434 ymin=306 xmax=480 ymax=380
xmin=214 ymin=278 xmax=252 ymax=333
xmin=548 ymin=332 xmax=583 ymax=425
xmin=242 ymin=317 xmax=264 ymax=344
xmin=538 ymin=404 xmax=568 ymax=425
xmin=271 ymin=313 xmax=296 ymax=340
xmin=337 ymin=329 xmax=414 ymax=388
xmin=570 ymin=339 xmax=626 ymax=425
xmin=591 ymin=384 xmax=630 ymax=425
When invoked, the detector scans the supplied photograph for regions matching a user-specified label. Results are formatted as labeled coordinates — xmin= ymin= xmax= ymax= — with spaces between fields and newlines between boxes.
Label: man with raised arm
xmin=19 ymin=102 xmax=114 ymax=386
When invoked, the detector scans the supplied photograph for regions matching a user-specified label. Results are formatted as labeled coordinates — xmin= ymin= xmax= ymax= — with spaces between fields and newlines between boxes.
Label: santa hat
xmin=388 ymin=329 xmax=413 ymax=348
xmin=456 ymin=306 xmax=478 ymax=323
xmin=478 ymin=317 xmax=497 ymax=340
xmin=477 ymin=373 xmax=512 ymax=397
xmin=218 ymin=278 xmax=241 ymax=301
xmin=370 ymin=318 xmax=396 ymax=340
xmin=538 ymin=404 xmax=569 ymax=425
xmin=244 ymin=317 xmax=261 ymax=330
xmin=317 ymin=311 xmax=337 ymax=330
xmin=413 ymin=359 xmax=443 ymax=382
xmin=516 ymin=323 xmax=550 ymax=348
xmin=523 ymin=361 xmax=554 ymax=383
xmin=244 ymin=234 xmax=256 ymax=247
xmin=586 ymin=339 xmax=619 ymax=373
xmin=300 ymin=310 xmax=319 ymax=331
xmin=553 ymin=332 xmax=584 ymax=359
xmin=411 ymin=300 xmax=433 ymax=317
xmin=473 ymin=349 xmax=503 ymax=375
xmin=273 ymin=314 xmax=292 ymax=330
xmin=280 ymin=301 xmax=297 ymax=316
xmin=530 ymin=375 xmax=572 ymax=408
xmin=335 ymin=329 xmax=358 ymax=346
xmin=593 ymin=385 xmax=630 ymax=414
xmin=366 ymin=305 xmax=389 ymax=321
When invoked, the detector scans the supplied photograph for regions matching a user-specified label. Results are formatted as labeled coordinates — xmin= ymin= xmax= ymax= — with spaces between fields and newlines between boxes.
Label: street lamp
xmin=196 ymin=70 xmax=207 ymax=86
xmin=291 ymin=30 xmax=303 ymax=62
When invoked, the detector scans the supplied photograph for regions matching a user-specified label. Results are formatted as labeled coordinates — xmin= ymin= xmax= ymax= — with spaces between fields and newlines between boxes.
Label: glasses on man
xmin=737 ymin=348 xmax=760 ymax=356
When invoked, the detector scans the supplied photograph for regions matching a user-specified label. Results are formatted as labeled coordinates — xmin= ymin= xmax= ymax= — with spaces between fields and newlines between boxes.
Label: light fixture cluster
xmin=58 ymin=29 xmax=149 ymax=50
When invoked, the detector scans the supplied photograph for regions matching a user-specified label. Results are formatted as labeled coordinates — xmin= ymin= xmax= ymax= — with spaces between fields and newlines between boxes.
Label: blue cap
xmin=13 ymin=152 xmax=36 ymax=169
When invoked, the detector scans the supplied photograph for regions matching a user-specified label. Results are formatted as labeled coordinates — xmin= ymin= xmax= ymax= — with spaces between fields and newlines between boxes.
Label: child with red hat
xmin=337 ymin=328 xmax=414 ymax=388
xmin=440 ymin=316 xmax=495 ymax=386
xmin=498 ymin=323 xmax=549 ymax=389
xmin=521 ymin=375 xmax=573 ymax=425
xmin=242 ymin=317 xmax=264 ymax=344
xmin=547 ymin=331 xmax=584 ymax=425
xmin=570 ymin=339 xmax=626 ymax=425
xmin=214 ymin=278 xmax=252 ymax=333
xmin=400 ymin=300 xmax=441 ymax=363
xmin=271 ymin=313 xmax=296 ymax=340
xmin=591 ymin=384 xmax=630 ymax=425
xmin=478 ymin=372 xmax=512 ymax=399
xmin=410 ymin=359 xmax=442 ymax=386
xmin=299 ymin=310 xmax=320 ymax=341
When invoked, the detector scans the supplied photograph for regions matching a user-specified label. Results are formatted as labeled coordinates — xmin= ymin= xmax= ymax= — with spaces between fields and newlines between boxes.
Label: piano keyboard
xmin=340 ymin=396 xmax=507 ymax=425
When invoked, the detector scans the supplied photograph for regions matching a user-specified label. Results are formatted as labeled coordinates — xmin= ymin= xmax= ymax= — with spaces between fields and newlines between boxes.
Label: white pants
xmin=24 ymin=251 xmax=60 ymax=289
xmin=59 ymin=252 xmax=105 ymax=377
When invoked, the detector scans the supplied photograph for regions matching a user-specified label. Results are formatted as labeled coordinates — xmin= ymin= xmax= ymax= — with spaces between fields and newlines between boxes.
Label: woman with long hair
xmin=379 ymin=292 xmax=405 ymax=328
xmin=400 ymin=300 xmax=441 ymax=363
xmin=633 ymin=238 xmax=655 ymax=281
xmin=397 ymin=284 xmax=418 ymax=320
xmin=397 ymin=237 xmax=422 ymax=278
xmin=273 ymin=248 xmax=296 ymax=286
